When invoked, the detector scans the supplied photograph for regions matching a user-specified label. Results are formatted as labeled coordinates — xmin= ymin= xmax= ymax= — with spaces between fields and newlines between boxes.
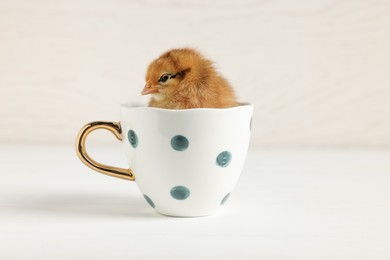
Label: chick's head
xmin=141 ymin=59 xmax=181 ymax=99
xmin=141 ymin=48 xmax=207 ymax=101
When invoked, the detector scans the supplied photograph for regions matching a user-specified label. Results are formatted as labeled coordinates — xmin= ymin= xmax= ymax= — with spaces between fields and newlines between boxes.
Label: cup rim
xmin=120 ymin=102 xmax=253 ymax=111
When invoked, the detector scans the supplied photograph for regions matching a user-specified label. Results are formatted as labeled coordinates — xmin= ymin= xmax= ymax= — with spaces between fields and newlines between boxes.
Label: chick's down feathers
xmin=141 ymin=48 xmax=238 ymax=109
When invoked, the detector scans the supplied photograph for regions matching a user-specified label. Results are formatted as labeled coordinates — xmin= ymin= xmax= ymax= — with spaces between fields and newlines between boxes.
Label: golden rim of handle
xmin=75 ymin=121 xmax=135 ymax=181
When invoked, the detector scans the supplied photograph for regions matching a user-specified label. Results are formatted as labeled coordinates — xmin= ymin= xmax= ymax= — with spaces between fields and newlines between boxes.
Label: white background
xmin=1 ymin=146 xmax=389 ymax=259
xmin=1 ymin=0 xmax=389 ymax=147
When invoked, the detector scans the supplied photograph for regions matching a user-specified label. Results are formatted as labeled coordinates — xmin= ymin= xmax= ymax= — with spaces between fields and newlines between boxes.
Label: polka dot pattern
xmin=216 ymin=151 xmax=232 ymax=167
xmin=143 ymin=194 xmax=155 ymax=208
xmin=128 ymin=128 xmax=240 ymax=207
xmin=128 ymin=130 xmax=138 ymax=148
xmin=171 ymin=135 xmax=189 ymax=151
xmin=170 ymin=186 xmax=190 ymax=200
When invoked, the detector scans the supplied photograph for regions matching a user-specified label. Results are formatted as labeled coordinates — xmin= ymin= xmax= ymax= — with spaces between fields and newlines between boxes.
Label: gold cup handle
xmin=76 ymin=121 xmax=135 ymax=181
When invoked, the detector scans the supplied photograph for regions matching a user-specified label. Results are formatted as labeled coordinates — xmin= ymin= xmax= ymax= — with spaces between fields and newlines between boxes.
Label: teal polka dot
xmin=216 ymin=151 xmax=232 ymax=167
xmin=221 ymin=193 xmax=230 ymax=205
xmin=143 ymin=194 xmax=155 ymax=208
xmin=170 ymin=186 xmax=190 ymax=200
xmin=128 ymin=130 xmax=138 ymax=148
xmin=171 ymin=135 xmax=189 ymax=151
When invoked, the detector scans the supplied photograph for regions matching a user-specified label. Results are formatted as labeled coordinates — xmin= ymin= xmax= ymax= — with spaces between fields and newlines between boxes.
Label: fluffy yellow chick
xmin=141 ymin=48 xmax=238 ymax=109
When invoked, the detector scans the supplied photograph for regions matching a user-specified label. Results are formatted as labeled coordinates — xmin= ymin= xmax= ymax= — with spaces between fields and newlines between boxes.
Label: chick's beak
xmin=141 ymin=81 xmax=159 ymax=95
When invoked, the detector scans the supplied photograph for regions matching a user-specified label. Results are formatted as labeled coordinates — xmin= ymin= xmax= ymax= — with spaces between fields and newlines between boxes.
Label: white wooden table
xmin=0 ymin=145 xmax=389 ymax=259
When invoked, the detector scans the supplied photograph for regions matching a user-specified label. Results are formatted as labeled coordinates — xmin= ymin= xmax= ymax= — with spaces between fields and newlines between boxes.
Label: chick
xmin=141 ymin=48 xmax=238 ymax=109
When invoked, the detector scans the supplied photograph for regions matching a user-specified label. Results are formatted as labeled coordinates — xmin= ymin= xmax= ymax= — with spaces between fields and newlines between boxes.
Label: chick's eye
xmin=159 ymin=74 xmax=171 ymax=83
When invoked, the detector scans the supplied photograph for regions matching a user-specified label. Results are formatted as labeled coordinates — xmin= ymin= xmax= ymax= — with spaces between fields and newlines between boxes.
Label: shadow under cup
xmin=77 ymin=103 xmax=253 ymax=217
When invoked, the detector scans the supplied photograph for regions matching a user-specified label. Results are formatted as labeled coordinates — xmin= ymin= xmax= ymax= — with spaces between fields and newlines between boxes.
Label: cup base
xmin=155 ymin=208 xmax=220 ymax=218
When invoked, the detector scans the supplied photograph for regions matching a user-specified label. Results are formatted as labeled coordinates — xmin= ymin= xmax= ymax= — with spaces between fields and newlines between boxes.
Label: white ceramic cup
xmin=76 ymin=103 xmax=253 ymax=217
